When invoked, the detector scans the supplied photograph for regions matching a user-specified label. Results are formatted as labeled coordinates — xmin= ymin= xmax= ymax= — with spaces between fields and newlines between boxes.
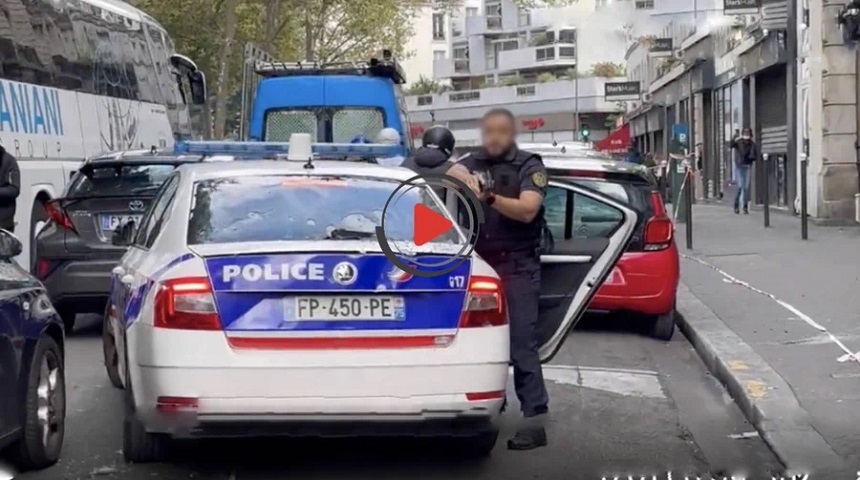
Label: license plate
xmin=100 ymin=214 xmax=142 ymax=231
xmin=293 ymin=296 xmax=405 ymax=321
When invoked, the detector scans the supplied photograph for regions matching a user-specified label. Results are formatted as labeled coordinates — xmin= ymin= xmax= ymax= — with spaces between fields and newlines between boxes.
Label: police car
xmin=103 ymin=136 xmax=638 ymax=462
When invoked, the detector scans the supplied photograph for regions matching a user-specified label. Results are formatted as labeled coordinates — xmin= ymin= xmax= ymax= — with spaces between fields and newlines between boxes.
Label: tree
xmin=405 ymin=76 xmax=449 ymax=95
xmin=591 ymin=62 xmax=626 ymax=78
xmin=213 ymin=0 xmax=240 ymax=139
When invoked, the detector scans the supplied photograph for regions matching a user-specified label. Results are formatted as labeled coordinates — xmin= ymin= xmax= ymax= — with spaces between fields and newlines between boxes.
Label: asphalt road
xmin=9 ymin=314 xmax=783 ymax=480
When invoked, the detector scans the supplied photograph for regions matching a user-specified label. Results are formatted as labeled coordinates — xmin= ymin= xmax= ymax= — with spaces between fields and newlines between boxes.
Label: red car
xmin=542 ymin=156 xmax=679 ymax=340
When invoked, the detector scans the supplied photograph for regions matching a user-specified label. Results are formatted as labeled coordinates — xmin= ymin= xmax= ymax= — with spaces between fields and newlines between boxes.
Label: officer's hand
xmin=465 ymin=175 xmax=483 ymax=197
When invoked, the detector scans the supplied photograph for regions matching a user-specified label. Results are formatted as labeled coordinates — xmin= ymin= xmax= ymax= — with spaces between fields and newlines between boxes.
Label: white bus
xmin=0 ymin=0 xmax=205 ymax=269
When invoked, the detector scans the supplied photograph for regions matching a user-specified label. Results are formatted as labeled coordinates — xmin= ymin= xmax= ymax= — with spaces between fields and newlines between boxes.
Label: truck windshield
xmin=264 ymin=107 xmax=385 ymax=143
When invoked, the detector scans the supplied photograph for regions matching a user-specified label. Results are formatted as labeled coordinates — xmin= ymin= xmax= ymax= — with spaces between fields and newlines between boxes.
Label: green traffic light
xmin=581 ymin=128 xmax=590 ymax=140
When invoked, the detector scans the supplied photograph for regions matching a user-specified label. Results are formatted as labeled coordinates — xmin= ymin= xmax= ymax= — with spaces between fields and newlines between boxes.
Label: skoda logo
xmin=332 ymin=262 xmax=358 ymax=285
xmin=128 ymin=200 xmax=145 ymax=211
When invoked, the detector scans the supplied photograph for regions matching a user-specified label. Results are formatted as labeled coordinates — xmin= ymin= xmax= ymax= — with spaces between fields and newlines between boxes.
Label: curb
xmin=675 ymin=282 xmax=848 ymax=477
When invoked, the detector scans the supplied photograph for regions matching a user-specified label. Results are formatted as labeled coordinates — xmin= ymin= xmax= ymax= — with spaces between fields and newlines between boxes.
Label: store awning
xmin=595 ymin=124 xmax=630 ymax=154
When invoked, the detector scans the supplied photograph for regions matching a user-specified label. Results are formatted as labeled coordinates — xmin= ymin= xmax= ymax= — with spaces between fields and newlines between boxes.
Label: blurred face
xmin=481 ymin=114 xmax=516 ymax=157
xmin=742 ymin=128 xmax=752 ymax=139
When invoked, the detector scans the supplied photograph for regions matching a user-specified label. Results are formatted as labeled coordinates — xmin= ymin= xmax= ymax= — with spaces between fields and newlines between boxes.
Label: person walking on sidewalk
xmin=730 ymin=127 xmax=758 ymax=214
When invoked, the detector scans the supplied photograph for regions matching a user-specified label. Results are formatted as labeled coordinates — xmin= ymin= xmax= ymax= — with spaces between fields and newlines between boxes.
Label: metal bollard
xmin=685 ymin=165 xmax=693 ymax=250
xmin=800 ymin=156 xmax=808 ymax=240
xmin=762 ymin=153 xmax=770 ymax=227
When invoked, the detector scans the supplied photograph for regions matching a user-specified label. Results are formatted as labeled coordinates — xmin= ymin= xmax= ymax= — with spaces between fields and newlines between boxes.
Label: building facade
xmin=404 ymin=0 xmax=644 ymax=145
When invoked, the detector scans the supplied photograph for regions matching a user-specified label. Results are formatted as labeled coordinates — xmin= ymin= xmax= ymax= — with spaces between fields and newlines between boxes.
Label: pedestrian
xmin=0 ymin=144 xmax=20 ymax=233
xmin=730 ymin=127 xmax=758 ymax=214
xmin=625 ymin=144 xmax=643 ymax=164
xmin=374 ymin=127 xmax=404 ymax=167
xmin=447 ymin=107 xmax=550 ymax=451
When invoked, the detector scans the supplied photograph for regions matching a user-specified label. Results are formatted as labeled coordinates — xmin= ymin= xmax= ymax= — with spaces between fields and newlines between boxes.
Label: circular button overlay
xmin=374 ymin=172 xmax=485 ymax=278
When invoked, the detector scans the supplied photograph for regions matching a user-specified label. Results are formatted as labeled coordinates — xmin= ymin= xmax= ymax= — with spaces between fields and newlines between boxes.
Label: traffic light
xmin=580 ymin=126 xmax=590 ymax=141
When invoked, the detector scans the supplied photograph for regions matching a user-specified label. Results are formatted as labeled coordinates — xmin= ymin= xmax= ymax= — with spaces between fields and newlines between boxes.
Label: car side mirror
xmin=188 ymin=70 xmax=207 ymax=105
xmin=111 ymin=220 xmax=136 ymax=247
xmin=0 ymin=228 xmax=22 ymax=259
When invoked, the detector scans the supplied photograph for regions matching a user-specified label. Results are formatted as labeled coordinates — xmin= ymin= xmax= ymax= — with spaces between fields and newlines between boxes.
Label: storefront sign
xmin=605 ymin=81 xmax=641 ymax=101
xmin=724 ymin=0 xmax=760 ymax=15
xmin=649 ymin=38 xmax=673 ymax=57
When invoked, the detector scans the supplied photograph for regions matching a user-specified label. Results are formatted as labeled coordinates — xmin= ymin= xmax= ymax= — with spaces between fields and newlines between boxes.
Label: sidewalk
xmin=675 ymin=203 xmax=860 ymax=477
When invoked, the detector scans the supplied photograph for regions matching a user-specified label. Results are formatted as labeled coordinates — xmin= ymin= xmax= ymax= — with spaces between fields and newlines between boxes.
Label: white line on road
xmin=682 ymin=254 xmax=860 ymax=367
xmin=542 ymin=365 xmax=666 ymax=399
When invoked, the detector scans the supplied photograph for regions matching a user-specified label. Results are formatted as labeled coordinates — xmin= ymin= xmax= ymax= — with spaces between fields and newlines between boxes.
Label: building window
xmin=453 ymin=45 xmax=469 ymax=73
xmin=535 ymin=47 xmax=555 ymax=62
xmin=466 ymin=7 xmax=478 ymax=17
xmin=559 ymin=46 xmax=575 ymax=58
xmin=486 ymin=2 xmax=502 ymax=29
xmin=516 ymin=85 xmax=536 ymax=96
xmin=433 ymin=50 xmax=446 ymax=61
xmin=518 ymin=9 xmax=530 ymax=27
xmin=635 ymin=0 xmax=654 ymax=9
xmin=417 ymin=95 xmax=433 ymax=106
xmin=432 ymin=13 xmax=445 ymax=40
xmin=449 ymin=91 xmax=480 ymax=103
xmin=559 ymin=28 xmax=576 ymax=44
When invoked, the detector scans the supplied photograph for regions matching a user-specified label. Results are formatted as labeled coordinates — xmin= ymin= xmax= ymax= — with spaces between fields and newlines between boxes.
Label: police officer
xmin=0 ymin=143 xmax=20 ymax=233
xmin=448 ymin=108 xmax=549 ymax=450
xmin=401 ymin=125 xmax=457 ymax=200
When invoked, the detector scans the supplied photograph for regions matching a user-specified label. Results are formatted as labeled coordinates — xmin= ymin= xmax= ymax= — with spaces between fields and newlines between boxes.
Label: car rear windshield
xmin=67 ymin=163 xmax=177 ymax=198
xmin=187 ymin=175 xmax=461 ymax=245
xmin=568 ymin=178 xmax=653 ymax=218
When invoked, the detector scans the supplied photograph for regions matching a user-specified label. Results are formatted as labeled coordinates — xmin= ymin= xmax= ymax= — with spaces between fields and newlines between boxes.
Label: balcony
xmin=404 ymin=76 xmax=628 ymax=120
xmin=497 ymin=44 xmax=577 ymax=72
xmin=433 ymin=58 xmax=471 ymax=78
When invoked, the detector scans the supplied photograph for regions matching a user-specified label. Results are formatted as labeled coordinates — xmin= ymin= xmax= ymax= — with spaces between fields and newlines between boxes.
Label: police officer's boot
xmin=507 ymin=415 xmax=548 ymax=450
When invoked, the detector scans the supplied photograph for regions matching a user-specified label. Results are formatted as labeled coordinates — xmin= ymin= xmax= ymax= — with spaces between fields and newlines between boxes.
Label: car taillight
xmin=44 ymin=200 xmax=76 ymax=232
xmin=643 ymin=191 xmax=673 ymax=251
xmin=459 ymin=276 xmax=507 ymax=328
xmin=153 ymin=277 xmax=221 ymax=330
xmin=34 ymin=259 xmax=61 ymax=280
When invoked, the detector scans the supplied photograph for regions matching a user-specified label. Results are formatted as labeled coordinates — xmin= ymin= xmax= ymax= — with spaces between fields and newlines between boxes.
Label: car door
xmin=113 ymin=175 xmax=180 ymax=385
xmin=537 ymin=180 xmax=638 ymax=363
xmin=0 ymin=263 xmax=27 ymax=446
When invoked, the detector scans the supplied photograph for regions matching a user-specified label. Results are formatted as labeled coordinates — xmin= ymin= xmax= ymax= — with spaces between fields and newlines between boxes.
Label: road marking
xmin=542 ymin=365 xmax=666 ymax=399
xmin=682 ymin=254 xmax=860 ymax=367
xmin=745 ymin=380 xmax=768 ymax=399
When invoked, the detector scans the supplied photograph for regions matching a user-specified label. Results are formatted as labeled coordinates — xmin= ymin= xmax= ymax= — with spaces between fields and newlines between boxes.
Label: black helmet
xmin=421 ymin=125 xmax=455 ymax=157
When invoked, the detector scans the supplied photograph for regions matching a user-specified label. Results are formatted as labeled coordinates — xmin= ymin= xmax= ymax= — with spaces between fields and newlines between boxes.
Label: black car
xmin=32 ymin=149 xmax=205 ymax=333
xmin=0 ymin=228 xmax=66 ymax=472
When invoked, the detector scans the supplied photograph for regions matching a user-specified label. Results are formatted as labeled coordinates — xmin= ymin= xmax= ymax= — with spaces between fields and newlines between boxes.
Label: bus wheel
xmin=30 ymin=197 xmax=49 ymax=269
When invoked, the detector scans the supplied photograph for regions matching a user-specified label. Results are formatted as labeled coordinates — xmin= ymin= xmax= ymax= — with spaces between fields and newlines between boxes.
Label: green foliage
xmin=537 ymin=72 xmax=556 ymax=83
xmin=405 ymin=76 xmax=450 ymax=95
xmin=499 ymin=75 xmax=523 ymax=86
xmin=590 ymin=61 xmax=626 ymax=78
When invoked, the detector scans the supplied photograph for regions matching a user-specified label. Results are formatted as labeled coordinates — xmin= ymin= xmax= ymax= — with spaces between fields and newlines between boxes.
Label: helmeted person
xmin=447 ymin=107 xmax=550 ymax=451
xmin=375 ymin=127 xmax=405 ymax=167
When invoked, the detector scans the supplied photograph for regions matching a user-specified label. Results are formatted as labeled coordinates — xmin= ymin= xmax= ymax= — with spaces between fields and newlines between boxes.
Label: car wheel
xmin=29 ymin=199 xmax=49 ymax=269
xmin=9 ymin=335 xmax=66 ymax=470
xmin=122 ymin=344 xmax=167 ymax=463
xmin=451 ymin=430 xmax=499 ymax=459
xmin=57 ymin=307 xmax=76 ymax=335
xmin=102 ymin=304 xmax=123 ymax=389
xmin=650 ymin=308 xmax=676 ymax=341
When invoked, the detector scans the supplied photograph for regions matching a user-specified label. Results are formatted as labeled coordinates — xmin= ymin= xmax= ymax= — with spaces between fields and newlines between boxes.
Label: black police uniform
xmin=458 ymin=146 xmax=549 ymax=421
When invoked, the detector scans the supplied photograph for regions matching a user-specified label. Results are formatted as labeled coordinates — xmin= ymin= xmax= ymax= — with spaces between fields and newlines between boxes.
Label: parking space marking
xmin=542 ymin=365 xmax=666 ymax=399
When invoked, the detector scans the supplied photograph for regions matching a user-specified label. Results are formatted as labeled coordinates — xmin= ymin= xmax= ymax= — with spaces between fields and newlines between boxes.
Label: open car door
xmin=537 ymin=180 xmax=639 ymax=363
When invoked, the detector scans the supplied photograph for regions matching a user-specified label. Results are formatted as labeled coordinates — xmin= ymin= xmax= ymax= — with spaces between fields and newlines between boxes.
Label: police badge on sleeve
xmin=531 ymin=171 xmax=547 ymax=188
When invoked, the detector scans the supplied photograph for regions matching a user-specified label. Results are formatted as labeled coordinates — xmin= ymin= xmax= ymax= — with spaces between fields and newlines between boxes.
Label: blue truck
xmin=237 ymin=50 xmax=415 ymax=158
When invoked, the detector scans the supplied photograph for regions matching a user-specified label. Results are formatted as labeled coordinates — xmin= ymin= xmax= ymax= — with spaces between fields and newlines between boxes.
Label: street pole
xmin=763 ymin=153 xmax=771 ymax=227
xmin=787 ymin=0 xmax=799 ymax=218
xmin=685 ymin=162 xmax=693 ymax=249
xmin=574 ymin=31 xmax=580 ymax=139
xmin=800 ymin=155 xmax=808 ymax=239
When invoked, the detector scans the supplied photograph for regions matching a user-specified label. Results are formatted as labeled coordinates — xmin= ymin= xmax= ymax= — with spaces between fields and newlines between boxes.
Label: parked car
xmin=0 ymin=228 xmax=66 ymax=471
xmin=32 ymin=149 xmax=206 ymax=333
xmin=542 ymin=155 xmax=680 ymax=340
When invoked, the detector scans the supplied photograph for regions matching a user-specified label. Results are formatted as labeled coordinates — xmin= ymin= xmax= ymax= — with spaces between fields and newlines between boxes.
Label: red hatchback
xmin=542 ymin=156 xmax=679 ymax=340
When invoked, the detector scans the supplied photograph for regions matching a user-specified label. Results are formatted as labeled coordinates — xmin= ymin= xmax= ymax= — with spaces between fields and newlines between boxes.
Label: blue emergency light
xmin=173 ymin=140 xmax=400 ymax=159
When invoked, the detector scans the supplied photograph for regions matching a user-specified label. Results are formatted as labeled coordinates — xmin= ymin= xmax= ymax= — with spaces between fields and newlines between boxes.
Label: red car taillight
xmin=154 ymin=277 xmax=222 ymax=330
xmin=44 ymin=200 xmax=76 ymax=232
xmin=459 ymin=276 xmax=507 ymax=328
xmin=644 ymin=191 xmax=673 ymax=251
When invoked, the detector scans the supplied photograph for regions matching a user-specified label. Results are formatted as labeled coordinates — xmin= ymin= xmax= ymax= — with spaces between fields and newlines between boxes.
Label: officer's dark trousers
xmin=491 ymin=254 xmax=549 ymax=418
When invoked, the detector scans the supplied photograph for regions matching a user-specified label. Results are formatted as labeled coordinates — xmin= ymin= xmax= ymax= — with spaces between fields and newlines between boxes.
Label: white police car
xmin=102 ymin=137 xmax=638 ymax=463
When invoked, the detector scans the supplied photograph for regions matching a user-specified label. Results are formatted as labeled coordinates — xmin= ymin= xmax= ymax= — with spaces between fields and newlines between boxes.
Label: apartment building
xmin=404 ymin=0 xmax=636 ymax=145
xmin=400 ymin=1 xmax=480 ymax=86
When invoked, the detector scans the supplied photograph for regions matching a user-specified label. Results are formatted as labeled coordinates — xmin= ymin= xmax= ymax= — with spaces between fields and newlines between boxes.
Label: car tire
xmin=57 ymin=307 xmax=76 ymax=335
xmin=29 ymin=199 xmax=49 ymax=269
xmin=650 ymin=308 xmax=676 ymax=341
xmin=122 ymin=345 xmax=167 ymax=463
xmin=9 ymin=335 xmax=66 ymax=471
xmin=451 ymin=430 xmax=499 ymax=459
xmin=102 ymin=304 xmax=123 ymax=389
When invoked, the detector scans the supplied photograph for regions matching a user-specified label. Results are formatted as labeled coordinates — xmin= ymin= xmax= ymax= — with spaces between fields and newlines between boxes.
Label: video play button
xmin=413 ymin=203 xmax=453 ymax=246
